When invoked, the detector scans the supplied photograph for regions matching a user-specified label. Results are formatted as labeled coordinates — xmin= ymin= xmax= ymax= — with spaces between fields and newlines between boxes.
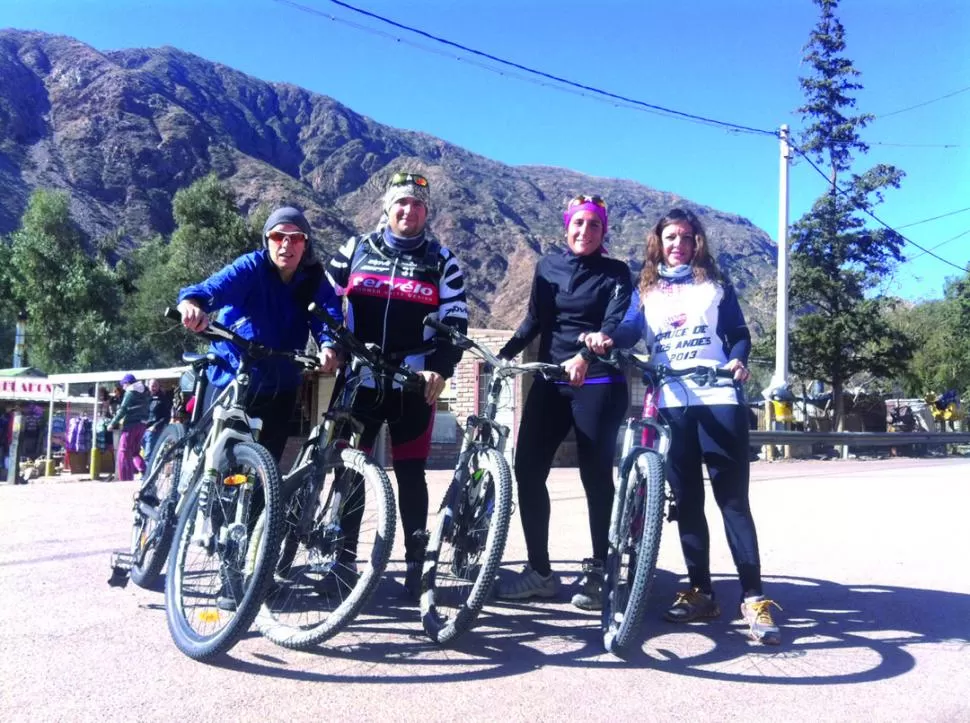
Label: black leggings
xmin=344 ymin=386 xmax=435 ymax=563
xmin=514 ymin=378 xmax=628 ymax=576
xmin=661 ymin=403 xmax=762 ymax=597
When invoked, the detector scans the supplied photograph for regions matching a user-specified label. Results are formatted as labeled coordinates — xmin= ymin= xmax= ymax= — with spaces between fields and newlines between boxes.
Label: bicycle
xmin=418 ymin=315 xmax=566 ymax=645
xmin=253 ymin=302 xmax=429 ymax=650
xmin=151 ymin=308 xmax=318 ymax=661
xmin=600 ymin=350 xmax=733 ymax=655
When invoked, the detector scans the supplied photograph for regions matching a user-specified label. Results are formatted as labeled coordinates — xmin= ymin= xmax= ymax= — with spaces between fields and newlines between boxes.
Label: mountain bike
xmin=154 ymin=308 xmax=318 ymax=661
xmin=253 ymin=303 xmax=428 ymax=650
xmin=419 ymin=315 xmax=566 ymax=645
xmin=601 ymin=350 xmax=734 ymax=655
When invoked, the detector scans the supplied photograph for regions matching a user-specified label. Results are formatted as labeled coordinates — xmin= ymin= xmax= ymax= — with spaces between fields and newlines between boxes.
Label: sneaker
xmin=663 ymin=587 xmax=720 ymax=622
xmin=571 ymin=558 xmax=604 ymax=611
xmin=496 ymin=565 xmax=560 ymax=600
xmin=403 ymin=560 xmax=423 ymax=601
xmin=740 ymin=595 xmax=782 ymax=645
xmin=216 ymin=566 xmax=245 ymax=612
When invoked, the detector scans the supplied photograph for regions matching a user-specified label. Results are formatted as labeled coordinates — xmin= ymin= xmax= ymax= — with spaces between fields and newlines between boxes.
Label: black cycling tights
xmin=342 ymin=386 xmax=434 ymax=563
xmin=514 ymin=378 xmax=629 ymax=576
xmin=661 ymin=403 xmax=762 ymax=598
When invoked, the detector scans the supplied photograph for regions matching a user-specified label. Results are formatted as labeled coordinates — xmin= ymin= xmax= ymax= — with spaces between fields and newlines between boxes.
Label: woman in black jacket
xmin=496 ymin=195 xmax=632 ymax=611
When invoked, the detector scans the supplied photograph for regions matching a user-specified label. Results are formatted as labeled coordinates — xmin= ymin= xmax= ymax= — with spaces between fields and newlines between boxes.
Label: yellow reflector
xmin=198 ymin=609 xmax=221 ymax=623
xmin=223 ymin=474 xmax=248 ymax=486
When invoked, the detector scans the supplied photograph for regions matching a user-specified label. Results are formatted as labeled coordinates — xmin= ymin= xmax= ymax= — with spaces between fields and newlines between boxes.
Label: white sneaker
xmin=496 ymin=565 xmax=560 ymax=600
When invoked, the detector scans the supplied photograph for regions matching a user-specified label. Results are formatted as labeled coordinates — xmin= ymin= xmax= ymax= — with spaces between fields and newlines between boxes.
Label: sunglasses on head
xmin=390 ymin=172 xmax=429 ymax=188
xmin=267 ymin=230 xmax=307 ymax=244
xmin=568 ymin=194 xmax=607 ymax=210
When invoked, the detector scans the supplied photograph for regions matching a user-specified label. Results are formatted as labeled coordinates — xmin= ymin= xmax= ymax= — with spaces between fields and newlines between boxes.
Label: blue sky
xmin=3 ymin=0 xmax=968 ymax=300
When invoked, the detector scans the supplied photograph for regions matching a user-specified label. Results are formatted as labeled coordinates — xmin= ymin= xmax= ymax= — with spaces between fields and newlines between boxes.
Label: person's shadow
xmin=218 ymin=561 xmax=970 ymax=686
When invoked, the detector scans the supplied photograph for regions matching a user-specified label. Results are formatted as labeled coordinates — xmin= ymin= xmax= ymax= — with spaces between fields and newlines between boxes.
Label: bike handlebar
xmin=308 ymin=303 xmax=427 ymax=393
xmin=599 ymin=349 xmax=735 ymax=385
xmin=164 ymin=307 xmax=319 ymax=371
xmin=423 ymin=314 xmax=566 ymax=382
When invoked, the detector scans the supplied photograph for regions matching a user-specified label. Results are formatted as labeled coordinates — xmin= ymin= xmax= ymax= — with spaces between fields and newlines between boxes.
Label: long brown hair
xmin=638 ymin=208 xmax=723 ymax=299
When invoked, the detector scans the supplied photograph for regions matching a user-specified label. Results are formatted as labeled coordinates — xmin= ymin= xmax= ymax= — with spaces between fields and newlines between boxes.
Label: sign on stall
xmin=0 ymin=379 xmax=66 ymax=401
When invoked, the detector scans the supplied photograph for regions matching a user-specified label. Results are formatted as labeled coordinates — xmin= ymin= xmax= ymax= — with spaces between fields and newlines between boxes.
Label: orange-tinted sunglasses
xmin=267 ymin=230 xmax=307 ymax=244
xmin=390 ymin=172 xmax=429 ymax=187
xmin=568 ymin=194 xmax=607 ymax=210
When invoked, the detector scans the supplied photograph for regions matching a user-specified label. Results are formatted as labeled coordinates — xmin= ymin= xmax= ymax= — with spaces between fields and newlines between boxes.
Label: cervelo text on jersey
xmin=349 ymin=272 xmax=440 ymax=305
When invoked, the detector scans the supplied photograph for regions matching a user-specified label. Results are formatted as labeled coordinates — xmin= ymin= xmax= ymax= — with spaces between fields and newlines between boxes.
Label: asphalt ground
xmin=1 ymin=457 xmax=968 ymax=722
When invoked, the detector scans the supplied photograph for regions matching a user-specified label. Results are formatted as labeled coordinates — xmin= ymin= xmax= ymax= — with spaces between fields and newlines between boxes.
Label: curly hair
xmin=637 ymin=208 xmax=724 ymax=299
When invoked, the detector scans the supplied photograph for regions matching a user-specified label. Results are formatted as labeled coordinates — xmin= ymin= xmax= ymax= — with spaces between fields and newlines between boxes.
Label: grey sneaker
xmin=740 ymin=595 xmax=782 ymax=645
xmin=496 ymin=565 xmax=560 ymax=600
xmin=571 ymin=558 xmax=604 ymax=611
xmin=663 ymin=587 xmax=720 ymax=622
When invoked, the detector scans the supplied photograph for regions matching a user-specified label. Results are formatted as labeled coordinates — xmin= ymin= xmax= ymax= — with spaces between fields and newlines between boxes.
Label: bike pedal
xmin=107 ymin=551 xmax=135 ymax=588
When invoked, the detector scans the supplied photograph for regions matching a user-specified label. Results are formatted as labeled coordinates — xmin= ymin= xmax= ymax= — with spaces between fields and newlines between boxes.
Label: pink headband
xmin=563 ymin=201 xmax=608 ymax=236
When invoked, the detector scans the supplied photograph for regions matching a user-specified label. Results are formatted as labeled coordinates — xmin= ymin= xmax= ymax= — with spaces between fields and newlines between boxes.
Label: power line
xmin=790 ymin=144 xmax=968 ymax=273
xmin=273 ymin=0 xmax=778 ymax=138
xmin=876 ymin=85 xmax=970 ymax=119
xmin=897 ymin=206 xmax=970 ymax=230
xmin=908 ymin=228 xmax=970 ymax=260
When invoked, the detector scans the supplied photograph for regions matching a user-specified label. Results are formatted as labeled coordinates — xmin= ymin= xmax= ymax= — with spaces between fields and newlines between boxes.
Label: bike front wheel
xmin=129 ymin=423 xmax=186 ymax=589
xmin=164 ymin=441 xmax=283 ymax=661
xmin=255 ymin=447 xmax=395 ymax=650
xmin=420 ymin=445 xmax=512 ymax=645
xmin=602 ymin=448 xmax=666 ymax=655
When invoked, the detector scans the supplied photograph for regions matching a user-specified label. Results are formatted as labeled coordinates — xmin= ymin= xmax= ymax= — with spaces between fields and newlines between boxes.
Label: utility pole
xmin=765 ymin=124 xmax=792 ymax=399
xmin=13 ymin=310 xmax=27 ymax=368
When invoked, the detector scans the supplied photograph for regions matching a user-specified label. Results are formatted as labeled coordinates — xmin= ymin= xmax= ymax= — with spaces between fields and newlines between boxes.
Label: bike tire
xmin=164 ymin=441 xmax=283 ymax=661
xmin=602 ymin=448 xmax=665 ymax=655
xmin=129 ymin=424 xmax=186 ymax=589
xmin=420 ymin=445 xmax=512 ymax=645
xmin=255 ymin=447 xmax=395 ymax=650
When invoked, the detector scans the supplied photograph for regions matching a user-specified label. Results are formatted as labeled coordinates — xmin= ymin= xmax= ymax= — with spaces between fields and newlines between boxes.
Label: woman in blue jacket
xmin=176 ymin=206 xmax=342 ymax=462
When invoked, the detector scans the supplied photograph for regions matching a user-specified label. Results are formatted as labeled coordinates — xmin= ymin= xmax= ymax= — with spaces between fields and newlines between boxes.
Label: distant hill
xmin=0 ymin=30 xmax=777 ymax=330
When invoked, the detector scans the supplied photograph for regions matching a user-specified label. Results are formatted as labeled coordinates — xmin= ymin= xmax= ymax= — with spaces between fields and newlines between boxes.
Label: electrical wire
xmin=876 ymin=85 xmax=970 ymax=119
xmin=790 ymin=144 xmax=969 ymax=272
xmin=272 ymin=0 xmax=778 ymax=137
xmin=896 ymin=206 xmax=970 ymax=230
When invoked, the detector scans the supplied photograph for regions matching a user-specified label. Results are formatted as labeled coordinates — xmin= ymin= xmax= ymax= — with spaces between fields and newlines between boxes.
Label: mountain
xmin=0 ymin=30 xmax=777 ymax=331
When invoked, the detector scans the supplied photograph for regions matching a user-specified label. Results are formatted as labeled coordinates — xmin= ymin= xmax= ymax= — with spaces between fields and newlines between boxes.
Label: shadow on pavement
xmin=217 ymin=562 xmax=970 ymax=685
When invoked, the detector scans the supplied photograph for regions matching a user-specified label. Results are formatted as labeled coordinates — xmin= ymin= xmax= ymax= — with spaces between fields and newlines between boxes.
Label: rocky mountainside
xmin=0 ymin=30 xmax=777 ymax=330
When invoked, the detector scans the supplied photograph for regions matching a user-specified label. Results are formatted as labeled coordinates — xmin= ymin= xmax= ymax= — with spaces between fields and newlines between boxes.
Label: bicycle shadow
xmin=220 ymin=562 xmax=970 ymax=686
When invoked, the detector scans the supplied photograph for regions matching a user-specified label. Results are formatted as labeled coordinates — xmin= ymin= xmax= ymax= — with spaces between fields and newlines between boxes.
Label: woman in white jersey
xmin=586 ymin=208 xmax=781 ymax=646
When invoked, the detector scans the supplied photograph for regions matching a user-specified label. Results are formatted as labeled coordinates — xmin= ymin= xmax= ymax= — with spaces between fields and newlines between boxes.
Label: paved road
xmin=2 ymin=457 xmax=968 ymax=722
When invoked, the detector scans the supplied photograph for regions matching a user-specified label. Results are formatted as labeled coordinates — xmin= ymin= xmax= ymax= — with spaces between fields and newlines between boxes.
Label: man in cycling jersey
xmin=177 ymin=206 xmax=342 ymax=463
xmin=326 ymin=171 xmax=469 ymax=600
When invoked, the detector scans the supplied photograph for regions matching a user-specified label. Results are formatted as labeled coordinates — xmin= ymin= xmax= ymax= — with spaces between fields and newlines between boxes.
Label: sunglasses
xmin=568 ymin=194 xmax=607 ymax=210
xmin=267 ymin=230 xmax=307 ymax=244
xmin=390 ymin=172 xmax=429 ymax=188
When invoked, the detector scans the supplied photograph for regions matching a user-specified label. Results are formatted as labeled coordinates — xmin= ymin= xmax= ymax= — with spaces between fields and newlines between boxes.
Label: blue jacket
xmin=177 ymin=250 xmax=342 ymax=393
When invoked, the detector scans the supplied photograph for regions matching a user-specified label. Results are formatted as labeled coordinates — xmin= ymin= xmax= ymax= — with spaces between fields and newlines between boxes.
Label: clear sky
xmin=2 ymin=0 xmax=968 ymax=300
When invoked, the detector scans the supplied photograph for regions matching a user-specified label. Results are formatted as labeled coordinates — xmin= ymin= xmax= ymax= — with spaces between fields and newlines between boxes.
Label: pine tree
xmin=789 ymin=0 xmax=913 ymax=430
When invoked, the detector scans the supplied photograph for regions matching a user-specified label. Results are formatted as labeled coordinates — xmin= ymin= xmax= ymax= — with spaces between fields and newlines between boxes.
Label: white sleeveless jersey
xmin=641 ymin=280 xmax=739 ymax=408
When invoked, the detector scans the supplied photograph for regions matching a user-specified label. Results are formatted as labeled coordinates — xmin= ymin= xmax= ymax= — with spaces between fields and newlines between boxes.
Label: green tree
xmin=126 ymin=173 xmax=260 ymax=365
xmin=6 ymin=189 xmax=125 ymax=372
xmin=890 ymin=272 xmax=970 ymax=398
xmin=788 ymin=0 xmax=913 ymax=429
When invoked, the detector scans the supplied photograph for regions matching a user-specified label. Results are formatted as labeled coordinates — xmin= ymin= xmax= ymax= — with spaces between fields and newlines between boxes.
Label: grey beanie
xmin=262 ymin=206 xmax=316 ymax=266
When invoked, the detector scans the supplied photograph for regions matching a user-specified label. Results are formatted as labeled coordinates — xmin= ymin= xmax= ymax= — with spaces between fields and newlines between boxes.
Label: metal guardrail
xmin=750 ymin=431 xmax=970 ymax=446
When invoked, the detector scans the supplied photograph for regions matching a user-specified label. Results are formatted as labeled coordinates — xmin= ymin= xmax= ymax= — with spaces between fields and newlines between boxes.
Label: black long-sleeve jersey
xmin=499 ymin=248 xmax=633 ymax=378
xmin=325 ymin=231 xmax=469 ymax=384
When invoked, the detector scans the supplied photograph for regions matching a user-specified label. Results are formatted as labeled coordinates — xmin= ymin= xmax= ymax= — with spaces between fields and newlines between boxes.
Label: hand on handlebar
xmin=583 ymin=331 xmax=614 ymax=356
xmin=418 ymin=370 xmax=446 ymax=405
xmin=317 ymin=347 xmax=343 ymax=375
xmin=177 ymin=300 xmax=209 ymax=333
xmin=723 ymin=358 xmax=750 ymax=383
xmin=562 ymin=353 xmax=589 ymax=388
